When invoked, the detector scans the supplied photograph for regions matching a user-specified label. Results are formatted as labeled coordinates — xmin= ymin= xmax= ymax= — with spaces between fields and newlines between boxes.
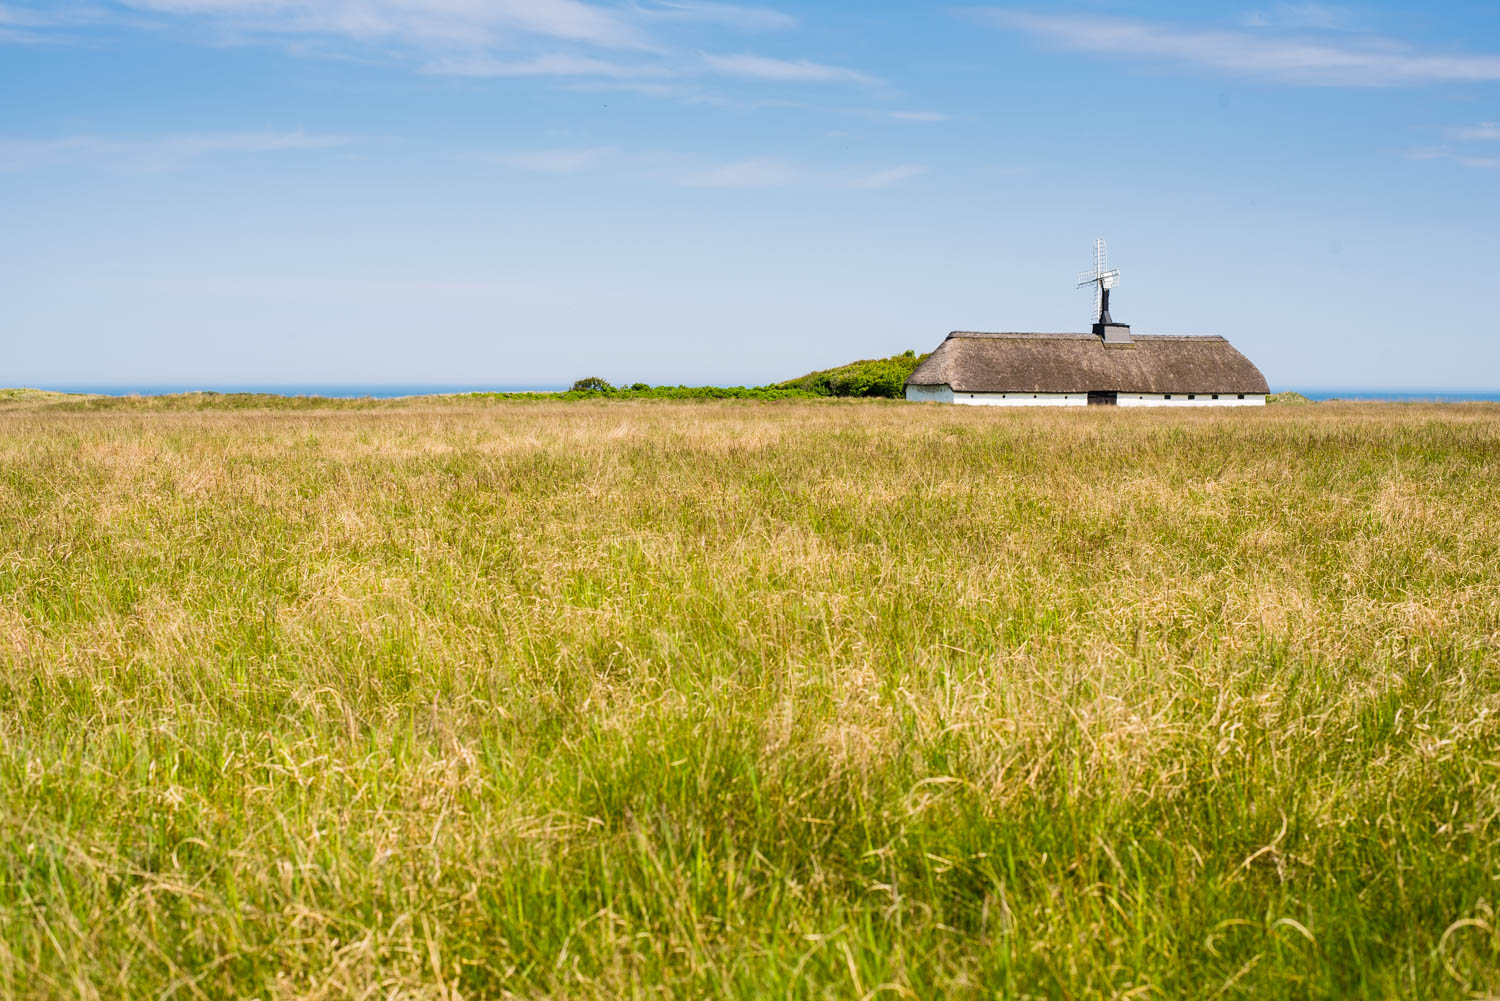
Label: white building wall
xmin=905 ymin=384 xmax=955 ymax=403
xmin=1117 ymin=393 xmax=1266 ymax=407
xmin=953 ymin=392 xmax=1087 ymax=407
xmin=907 ymin=385 xmax=1267 ymax=408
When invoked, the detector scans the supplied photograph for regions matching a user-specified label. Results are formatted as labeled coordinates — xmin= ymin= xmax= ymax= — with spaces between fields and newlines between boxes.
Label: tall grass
xmin=0 ymin=399 xmax=1497 ymax=999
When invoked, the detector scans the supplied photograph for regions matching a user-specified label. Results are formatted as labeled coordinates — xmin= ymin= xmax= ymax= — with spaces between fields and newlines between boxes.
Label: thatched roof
xmin=906 ymin=332 xmax=1269 ymax=395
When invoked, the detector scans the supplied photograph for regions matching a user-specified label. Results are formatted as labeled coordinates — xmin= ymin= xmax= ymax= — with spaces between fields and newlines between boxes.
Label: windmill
xmin=1077 ymin=238 xmax=1120 ymax=326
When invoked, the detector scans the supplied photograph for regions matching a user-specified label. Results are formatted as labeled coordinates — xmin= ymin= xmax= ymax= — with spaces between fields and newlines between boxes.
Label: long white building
xmin=904 ymin=325 xmax=1269 ymax=408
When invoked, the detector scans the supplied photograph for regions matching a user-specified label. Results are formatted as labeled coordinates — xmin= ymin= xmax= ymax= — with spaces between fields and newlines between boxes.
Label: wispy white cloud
xmin=1449 ymin=121 xmax=1500 ymax=141
xmin=1405 ymin=121 xmax=1500 ymax=166
xmin=562 ymin=78 xmax=747 ymax=108
xmin=426 ymin=54 xmax=670 ymax=78
xmin=637 ymin=2 xmax=796 ymax=32
xmin=676 ymin=156 xmax=801 ymax=187
xmin=0 ymin=131 xmax=354 ymax=171
xmin=4 ymin=1 xmax=880 ymax=107
xmin=483 ymin=147 xmax=615 ymax=171
xmin=844 ymin=164 xmax=925 ymax=189
xmin=701 ymin=52 xmax=877 ymax=85
xmin=0 ymin=1 xmax=112 ymax=41
xmin=674 ymin=156 xmax=924 ymax=188
xmin=968 ymin=9 xmax=1500 ymax=86
xmin=1241 ymin=3 xmax=1365 ymax=32
xmin=1408 ymin=148 xmax=1500 ymax=169
xmin=0 ymin=2 xmax=108 ymax=28
xmin=118 ymin=0 xmax=653 ymax=51
xmin=469 ymin=145 xmax=927 ymax=188
xmin=0 ymin=2 xmax=53 ymax=27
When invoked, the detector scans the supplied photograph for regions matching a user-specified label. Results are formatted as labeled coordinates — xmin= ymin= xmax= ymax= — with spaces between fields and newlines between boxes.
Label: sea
xmin=1283 ymin=389 xmax=1500 ymax=402
xmin=22 ymin=385 xmax=1500 ymax=402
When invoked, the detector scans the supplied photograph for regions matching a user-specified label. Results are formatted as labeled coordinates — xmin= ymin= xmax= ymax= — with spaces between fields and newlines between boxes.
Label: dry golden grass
xmin=0 ymin=398 xmax=1498 ymax=999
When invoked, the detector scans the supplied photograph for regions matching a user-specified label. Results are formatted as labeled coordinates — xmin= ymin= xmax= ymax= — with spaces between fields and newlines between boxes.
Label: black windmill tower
xmin=1077 ymin=238 xmax=1132 ymax=345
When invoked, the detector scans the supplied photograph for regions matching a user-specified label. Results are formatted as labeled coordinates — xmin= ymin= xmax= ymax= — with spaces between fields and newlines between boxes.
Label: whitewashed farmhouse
xmin=905 ymin=240 xmax=1269 ymax=407
xmin=904 ymin=330 xmax=1269 ymax=408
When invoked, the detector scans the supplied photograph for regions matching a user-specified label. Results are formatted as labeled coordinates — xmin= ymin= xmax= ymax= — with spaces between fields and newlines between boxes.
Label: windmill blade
xmin=1079 ymin=238 xmax=1118 ymax=325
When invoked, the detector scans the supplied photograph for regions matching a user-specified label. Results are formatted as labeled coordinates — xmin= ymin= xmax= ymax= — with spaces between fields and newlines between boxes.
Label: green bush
xmin=774 ymin=350 xmax=927 ymax=398
xmin=571 ymin=377 xmax=614 ymax=393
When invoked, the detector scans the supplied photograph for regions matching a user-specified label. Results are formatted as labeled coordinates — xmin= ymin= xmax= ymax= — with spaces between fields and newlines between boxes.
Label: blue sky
xmin=3 ymin=1 xmax=1499 ymax=389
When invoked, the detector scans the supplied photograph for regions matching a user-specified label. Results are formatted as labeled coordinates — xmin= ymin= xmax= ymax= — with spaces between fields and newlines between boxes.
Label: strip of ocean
xmin=1286 ymin=389 xmax=1500 ymax=402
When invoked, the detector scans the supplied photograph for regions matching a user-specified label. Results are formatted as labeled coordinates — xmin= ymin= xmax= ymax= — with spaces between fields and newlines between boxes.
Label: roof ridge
xmin=947 ymin=331 xmax=1226 ymax=341
xmin=947 ymin=331 xmax=1096 ymax=339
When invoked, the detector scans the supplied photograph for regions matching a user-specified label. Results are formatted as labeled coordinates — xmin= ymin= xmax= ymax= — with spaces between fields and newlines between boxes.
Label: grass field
xmin=1 ymin=397 xmax=1498 ymax=999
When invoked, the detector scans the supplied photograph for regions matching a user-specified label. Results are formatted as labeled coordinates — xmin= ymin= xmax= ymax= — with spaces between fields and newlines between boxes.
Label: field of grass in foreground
xmin=1 ymin=398 xmax=1498 ymax=999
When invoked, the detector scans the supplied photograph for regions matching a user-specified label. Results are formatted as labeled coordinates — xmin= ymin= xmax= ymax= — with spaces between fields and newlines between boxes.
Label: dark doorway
xmin=1087 ymin=391 xmax=1118 ymax=406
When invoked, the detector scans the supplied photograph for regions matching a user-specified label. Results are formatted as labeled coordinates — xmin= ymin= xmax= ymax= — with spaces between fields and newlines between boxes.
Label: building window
xmin=1212 ymin=394 xmax=1219 ymax=400
xmin=1238 ymin=394 xmax=1245 ymax=399
xmin=1164 ymin=394 xmax=1172 ymax=400
xmin=1188 ymin=394 xmax=1196 ymax=400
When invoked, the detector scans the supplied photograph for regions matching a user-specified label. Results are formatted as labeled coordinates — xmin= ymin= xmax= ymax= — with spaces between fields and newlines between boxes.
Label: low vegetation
xmin=772 ymin=349 xmax=929 ymax=398
xmin=1 ymin=399 xmax=1497 ymax=999
xmin=538 ymin=383 xmax=816 ymax=402
xmin=0 ymin=388 xmax=78 ymax=405
xmin=558 ymin=350 xmax=928 ymax=400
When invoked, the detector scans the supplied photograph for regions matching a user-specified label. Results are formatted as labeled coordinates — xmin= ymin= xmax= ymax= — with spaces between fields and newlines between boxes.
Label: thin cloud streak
xmin=1449 ymin=122 xmax=1500 ymax=141
xmin=0 ymin=2 xmax=108 ymax=28
xmin=1241 ymin=3 xmax=1365 ymax=32
xmin=702 ymin=52 xmax=877 ymax=85
xmin=467 ymin=146 xmax=925 ymax=189
xmin=1409 ymin=148 xmax=1500 ymax=169
xmin=118 ymin=0 xmax=653 ymax=51
xmin=3 ymin=1 xmax=884 ymax=104
xmin=637 ymin=2 xmax=796 ymax=32
xmin=676 ymin=156 xmax=801 ymax=187
xmin=443 ymin=51 xmax=884 ymax=87
xmin=676 ymin=156 xmax=925 ymax=188
xmin=0 ymin=131 xmax=355 ymax=171
xmin=968 ymin=9 xmax=1500 ymax=86
xmin=0 ymin=0 xmax=113 ymax=41
xmin=427 ymin=54 xmax=671 ymax=78
xmin=844 ymin=164 xmax=925 ymax=189
xmin=483 ymin=147 xmax=616 ymax=172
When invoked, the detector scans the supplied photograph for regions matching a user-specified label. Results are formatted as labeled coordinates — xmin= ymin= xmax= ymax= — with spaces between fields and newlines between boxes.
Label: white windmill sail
xmin=1076 ymin=238 xmax=1121 ymax=325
